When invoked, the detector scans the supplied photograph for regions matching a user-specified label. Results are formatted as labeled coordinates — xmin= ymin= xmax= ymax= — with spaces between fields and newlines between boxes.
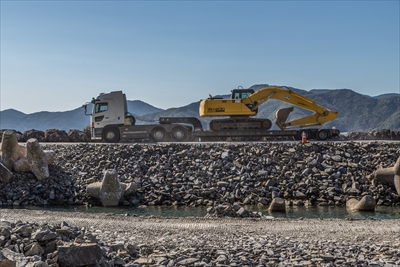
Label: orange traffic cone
xmin=301 ymin=131 xmax=307 ymax=143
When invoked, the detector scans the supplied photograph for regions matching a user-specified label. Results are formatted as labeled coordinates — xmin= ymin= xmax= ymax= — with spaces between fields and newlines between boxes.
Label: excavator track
xmin=209 ymin=117 xmax=272 ymax=131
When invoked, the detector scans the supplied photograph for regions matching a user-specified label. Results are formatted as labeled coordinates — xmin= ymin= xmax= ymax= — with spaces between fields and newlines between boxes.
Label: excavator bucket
xmin=275 ymin=107 xmax=294 ymax=130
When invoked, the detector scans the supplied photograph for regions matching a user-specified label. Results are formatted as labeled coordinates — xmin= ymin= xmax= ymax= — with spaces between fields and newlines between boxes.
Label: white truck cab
xmin=83 ymin=91 xmax=134 ymax=142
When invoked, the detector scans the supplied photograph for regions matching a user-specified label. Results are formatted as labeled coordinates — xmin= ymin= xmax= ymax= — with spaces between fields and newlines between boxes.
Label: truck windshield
xmin=95 ymin=103 xmax=108 ymax=113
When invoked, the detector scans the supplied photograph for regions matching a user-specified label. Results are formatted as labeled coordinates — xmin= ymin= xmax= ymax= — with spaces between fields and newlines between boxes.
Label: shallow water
xmin=7 ymin=205 xmax=400 ymax=220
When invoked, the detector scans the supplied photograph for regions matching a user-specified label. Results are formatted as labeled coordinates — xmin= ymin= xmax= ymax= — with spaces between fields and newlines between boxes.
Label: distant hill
xmin=1 ymin=86 xmax=399 ymax=132
xmin=309 ymin=89 xmax=333 ymax=94
xmin=373 ymin=93 xmax=400 ymax=99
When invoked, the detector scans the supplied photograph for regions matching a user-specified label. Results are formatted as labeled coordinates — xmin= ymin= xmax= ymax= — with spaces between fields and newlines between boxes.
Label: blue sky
xmin=1 ymin=1 xmax=399 ymax=114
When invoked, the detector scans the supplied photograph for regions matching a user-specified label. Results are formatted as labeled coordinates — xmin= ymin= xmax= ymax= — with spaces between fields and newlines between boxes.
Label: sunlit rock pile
xmin=346 ymin=130 xmax=400 ymax=140
xmin=0 ymin=129 xmax=89 ymax=143
xmin=0 ymin=141 xmax=399 ymax=208
xmin=204 ymin=204 xmax=264 ymax=218
xmin=1 ymin=129 xmax=400 ymax=143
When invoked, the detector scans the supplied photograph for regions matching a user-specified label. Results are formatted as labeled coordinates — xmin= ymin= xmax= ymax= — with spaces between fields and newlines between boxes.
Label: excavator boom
xmin=200 ymin=86 xmax=338 ymax=130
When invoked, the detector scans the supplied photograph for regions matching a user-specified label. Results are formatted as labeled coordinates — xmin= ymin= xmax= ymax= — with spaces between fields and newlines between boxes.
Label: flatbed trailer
xmin=98 ymin=117 xmax=340 ymax=143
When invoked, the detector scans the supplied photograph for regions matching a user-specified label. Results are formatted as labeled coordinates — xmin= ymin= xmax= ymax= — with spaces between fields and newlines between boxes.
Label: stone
xmin=268 ymin=197 xmax=286 ymax=211
xmin=0 ymin=130 xmax=26 ymax=171
xmin=57 ymin=243 xmax=102 ymax=267
xmin=177 ymin=258 xmax=200 ymax=265
xmin=0 ymin=260 xmax=16 ymax=267
xmin=44 ymin=129 xmax=69 ymax=142
xmin=0 ymin=248 xmax=29 ymax=266
xmin=13 ymin=139 xmax=54 ymax=181
xmin=22 ymin=130 xmax=45 ymax=142
xmin=0 ymin=163 xmax=13 ymax=183
xmin=25 ymin=242 xmax=45 ymax=256
xmin=346 ymin=195 xmax=375 ymax=211
xmin=68 ymin=129 xmax=89 ymax=142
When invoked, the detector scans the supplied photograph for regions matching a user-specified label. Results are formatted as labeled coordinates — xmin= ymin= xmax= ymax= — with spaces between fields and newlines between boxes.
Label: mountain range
xmin=1 ymin=85 xmax=399 ymax=132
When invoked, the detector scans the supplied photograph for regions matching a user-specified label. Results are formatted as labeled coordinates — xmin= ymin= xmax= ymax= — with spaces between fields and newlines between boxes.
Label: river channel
xmin=4 ymin=205 xmax=400 ymax=220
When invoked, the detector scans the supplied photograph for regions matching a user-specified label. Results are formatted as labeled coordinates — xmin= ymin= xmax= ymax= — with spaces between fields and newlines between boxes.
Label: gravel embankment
xmin=1 ymin=209 xmax=400 ymax=266
xmin=1 ymin=141 xmax=400 ymax=208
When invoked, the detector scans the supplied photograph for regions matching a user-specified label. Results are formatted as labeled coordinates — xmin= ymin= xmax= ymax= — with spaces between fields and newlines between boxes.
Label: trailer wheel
xmin=151 ymin=127 xmax=167 ymax=142
xmin=171 ymin=126 xmax=188 ymax=142
xmin=297 ymin=129 xmax=310 ymax=140
xmin=317 ymin=129 xmax=329 ymax=141
xmin=103 ymin=127 xmax=120 ymax=143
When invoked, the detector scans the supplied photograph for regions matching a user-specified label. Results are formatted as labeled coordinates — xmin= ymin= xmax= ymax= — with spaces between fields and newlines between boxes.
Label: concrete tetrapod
xmin=268 ymin=197 xmax=286 ymax=211
xmin=371 ymin=156 xmax=400 ymax=195
xmin=0 ymin=130 xmax=26 ymax=171
xmin=13 ymin=138 xmax=55 ymax=181
xmin=346 ymin=195 xmax=376 ymax=211
xmin=0 ymin=163 xmax=13 ymax=183
xmin=394 ymin=156 xmax=400 ymax=196
xmin=86 ymin=170 xmax=138 ymax=206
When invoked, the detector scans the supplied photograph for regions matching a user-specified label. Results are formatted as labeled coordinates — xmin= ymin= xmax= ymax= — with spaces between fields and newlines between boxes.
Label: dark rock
xmin=57 ymin=243 xmax=102 ymax=267
xmin=22 ymin=129 xmax=45 ymax=142
xmin=45 ymin=129 xmax=69 ymax=142
xmin=68 ymin=129 xmax=89 ymax=142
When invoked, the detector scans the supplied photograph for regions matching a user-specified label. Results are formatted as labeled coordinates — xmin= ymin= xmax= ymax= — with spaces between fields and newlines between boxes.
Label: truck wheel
xmin=171 ymin=126 xmax=188 ymax=142
xmin=151 ymin=127 xmax=167 ymax=142
xmin=103 ymin=127 xmax=120 ymax=143
xmin=317 ymin=129 xmax=329 ymax=140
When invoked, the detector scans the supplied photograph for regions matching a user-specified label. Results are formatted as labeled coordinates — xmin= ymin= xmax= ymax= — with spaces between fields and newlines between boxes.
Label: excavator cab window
xmin=231 ymin=89 xmax=255 ymax=100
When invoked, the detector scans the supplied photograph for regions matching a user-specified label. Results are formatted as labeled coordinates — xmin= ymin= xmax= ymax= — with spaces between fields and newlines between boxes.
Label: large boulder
xmin=68 ymin=129 xmax=89 ymax=142
xmin=57 ymin=243 xmax=102 ymax=267
xmin=45 ymin=129 xmax=69 ymax=142
xmin=22 ymin=129 xmax=45 ymax=142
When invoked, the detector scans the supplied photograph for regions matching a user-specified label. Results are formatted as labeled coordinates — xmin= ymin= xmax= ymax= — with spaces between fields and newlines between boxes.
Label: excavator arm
xmin=199 ymin=86 xmax=338 ymax=130
xmin=242 ymin=86 xmax=338 ymax=130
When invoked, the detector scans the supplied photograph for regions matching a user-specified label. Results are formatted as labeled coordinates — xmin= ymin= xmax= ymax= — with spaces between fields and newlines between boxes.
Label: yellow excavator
xmin=199 ymin=85 xmax=338 ymax=131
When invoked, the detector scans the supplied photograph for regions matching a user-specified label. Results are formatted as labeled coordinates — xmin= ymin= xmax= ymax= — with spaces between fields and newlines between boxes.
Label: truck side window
xmin=95 ymin=103 xmax=108 ymax=113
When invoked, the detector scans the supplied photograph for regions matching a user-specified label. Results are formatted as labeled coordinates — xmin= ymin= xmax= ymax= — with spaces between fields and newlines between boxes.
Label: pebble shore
xmin=1 ymin=209 xmax=400 ymax=267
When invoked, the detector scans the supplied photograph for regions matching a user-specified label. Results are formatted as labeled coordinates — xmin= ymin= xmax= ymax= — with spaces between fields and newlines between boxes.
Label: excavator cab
xmin=231 ymin=89 xmax=254 ymax=99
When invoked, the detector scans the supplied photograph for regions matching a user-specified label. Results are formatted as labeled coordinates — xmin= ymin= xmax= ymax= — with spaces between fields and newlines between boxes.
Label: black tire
xmin=297 ymin=129 xmax=310 ymax=140
xmin=151 ymin=127 xmax=167 ymax=142
xmin=317 ymin=129 xmax=329 ymax=141
xmin=102 ymin=127 xmax=120 ymax=143
xmin=171 ymin=126 xmax=188 ymax=142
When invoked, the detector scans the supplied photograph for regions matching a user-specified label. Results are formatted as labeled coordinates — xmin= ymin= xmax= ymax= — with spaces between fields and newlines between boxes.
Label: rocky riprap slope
xmin=1 ymin=141 xmax=399 ymax=208
xmin=1 ymin=129 xmax=400 ymax=143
